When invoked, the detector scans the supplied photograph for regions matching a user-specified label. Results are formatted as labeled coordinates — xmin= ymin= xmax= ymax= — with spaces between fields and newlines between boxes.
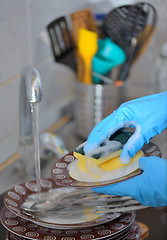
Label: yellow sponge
xmin=73 ymin=130 xmax=143 ymax=174
xmin=74 ymin=149 xmax=143 ymax=173
xmin=74 ymin=149 xmax=122 ymax=173
xmin=98 ymin=150 xmax=143 ymax=171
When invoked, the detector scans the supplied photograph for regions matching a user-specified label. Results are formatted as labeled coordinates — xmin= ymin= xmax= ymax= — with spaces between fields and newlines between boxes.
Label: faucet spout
xmin=24 ymin=65 xmax=43 ymax=104
xmin=19 ymin=65 xmax=42 ymax=145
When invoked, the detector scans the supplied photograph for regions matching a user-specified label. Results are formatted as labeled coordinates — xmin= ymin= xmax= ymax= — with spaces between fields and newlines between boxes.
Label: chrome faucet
xmin=19 ymin=65 xmax=67 ymax=178
xmin=19 ymin=65 xmax=42 ymax=146
xmin=19 ymin=65 xmax=42 ymax=177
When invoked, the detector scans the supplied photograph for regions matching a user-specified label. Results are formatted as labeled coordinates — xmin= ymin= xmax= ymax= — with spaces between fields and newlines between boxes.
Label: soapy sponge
xmin=74 ymin=129 xmax=143 ymax=173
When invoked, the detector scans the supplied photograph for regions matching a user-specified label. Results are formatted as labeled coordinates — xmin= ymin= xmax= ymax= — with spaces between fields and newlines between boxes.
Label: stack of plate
xmin=0 ymin=178 xmax=142 ymax=240
xmin=1 ymin=141 xmax=159 ymax=239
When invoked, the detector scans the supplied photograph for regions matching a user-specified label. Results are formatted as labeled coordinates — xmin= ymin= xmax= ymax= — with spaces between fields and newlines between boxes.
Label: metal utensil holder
xmin=75 ymin=81 xmax=127 ymax=139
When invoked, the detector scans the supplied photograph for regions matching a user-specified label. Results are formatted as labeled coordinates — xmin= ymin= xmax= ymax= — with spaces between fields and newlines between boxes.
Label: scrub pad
xmin=73 ymin=129 xmax=143 ymax=172
xmin=69 ymin=129 xmax=143 ymax=182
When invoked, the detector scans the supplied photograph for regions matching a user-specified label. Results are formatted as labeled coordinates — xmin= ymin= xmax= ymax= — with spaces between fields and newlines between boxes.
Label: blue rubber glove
xmin=84 ymin=91 xmax=167 ymax=163
xmin=92 ymin=156 xmax=167 ymax=207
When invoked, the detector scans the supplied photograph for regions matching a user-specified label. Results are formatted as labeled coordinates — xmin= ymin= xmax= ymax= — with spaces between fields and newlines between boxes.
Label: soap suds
xmin=87 ymin=140 xmax=122 ymax=159
xmin=38 ymin=209 xmax=101 ymax=224
xmin=24 ymin=187 xmax=103 ymax=224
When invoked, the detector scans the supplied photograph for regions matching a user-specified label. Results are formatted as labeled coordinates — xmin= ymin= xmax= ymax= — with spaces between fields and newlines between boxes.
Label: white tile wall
xmin=37 ymin=59 xmax=77 ymax=131
xmin=0 ymin=0 xmax=167 ymax=164
xmin=0 ymin=77 xmax=20 ymax=162
xmin=0 ymin=0 xmax=89 ymax=164
xmin=0 ymin=77 xmax=19 ymax=141
xmin=0 ymin=0 xmax=28 ymax=84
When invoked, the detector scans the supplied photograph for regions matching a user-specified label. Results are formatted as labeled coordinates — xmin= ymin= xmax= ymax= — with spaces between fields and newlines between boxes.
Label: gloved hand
xmin=92 ymin=156 xmax=167 ymax=207
xmin=84 ymin=91 xmax=167 ymax=163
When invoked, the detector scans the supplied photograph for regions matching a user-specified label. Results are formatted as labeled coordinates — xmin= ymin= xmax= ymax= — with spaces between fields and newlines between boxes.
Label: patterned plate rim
xmin=51 ymin=142 xmax=161 ymax=188
xmin=1 ymin=206 xmax=136 ymax=240
xmin=3 ymin=178 xmax=121 ymax=230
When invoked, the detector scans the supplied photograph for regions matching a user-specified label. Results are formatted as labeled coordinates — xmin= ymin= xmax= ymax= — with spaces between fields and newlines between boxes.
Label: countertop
xmin=0 ymin=118 xmax=167 ymax=239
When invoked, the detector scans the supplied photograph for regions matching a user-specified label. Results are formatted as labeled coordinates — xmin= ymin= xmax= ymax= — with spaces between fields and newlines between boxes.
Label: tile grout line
xmin=0 ymin=129 xmax=18 ymax=145
xmin=0 ymin=56 xmax=52 ymax=89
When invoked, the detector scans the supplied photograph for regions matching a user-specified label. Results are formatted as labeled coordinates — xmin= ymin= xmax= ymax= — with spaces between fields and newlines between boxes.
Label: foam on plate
xmin=37 ymin=188 xmax=102 ymax=224
xmin=38 ymin=208 xmax=102 ymax=224
xmin=23 ymin=188 xmax=103 ymax=224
